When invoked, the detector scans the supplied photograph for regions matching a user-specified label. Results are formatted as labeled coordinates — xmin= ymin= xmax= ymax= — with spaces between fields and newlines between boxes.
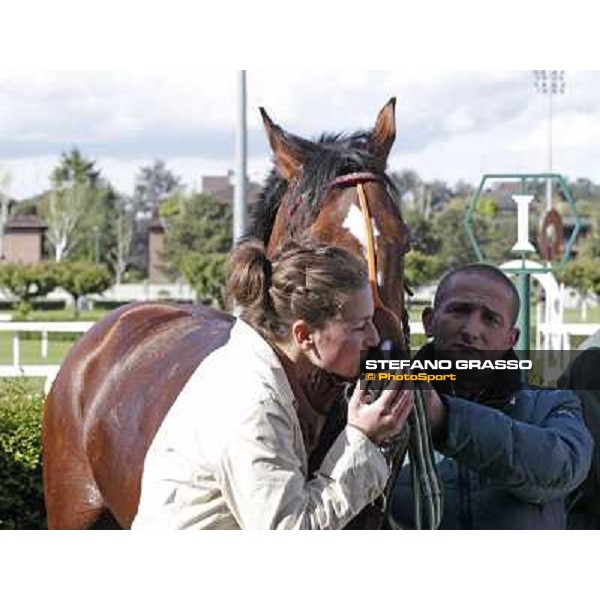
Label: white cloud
xmin=1 ymin=70 xmax=600 ymax=198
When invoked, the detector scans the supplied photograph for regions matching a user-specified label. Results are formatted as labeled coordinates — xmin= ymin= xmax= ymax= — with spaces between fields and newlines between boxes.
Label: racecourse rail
xmin=0 ymin=321 xmax=95 ymax=393
xmin=0 ymin=320 xmax=598 ymax=395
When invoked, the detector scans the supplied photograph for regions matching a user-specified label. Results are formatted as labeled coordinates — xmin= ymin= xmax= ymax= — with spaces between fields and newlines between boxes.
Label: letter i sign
xmin=512 ymin=195 xmax=535 ymax=253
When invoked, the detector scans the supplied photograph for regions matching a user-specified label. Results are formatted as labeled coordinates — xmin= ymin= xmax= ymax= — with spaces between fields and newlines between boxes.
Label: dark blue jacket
xmin=558 ymin=347 xmax=600 ymax=529
xmin=391 ymin=350 xmax=593 ymax=529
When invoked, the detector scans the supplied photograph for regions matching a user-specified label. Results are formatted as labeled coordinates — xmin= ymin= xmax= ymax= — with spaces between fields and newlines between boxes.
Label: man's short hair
xmin=433 ymin=264 xmax=521 ymax=326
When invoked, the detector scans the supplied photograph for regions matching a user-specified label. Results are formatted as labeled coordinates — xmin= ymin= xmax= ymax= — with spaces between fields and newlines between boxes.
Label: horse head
xmin=254 ymin=98 xmax=411 ymax=353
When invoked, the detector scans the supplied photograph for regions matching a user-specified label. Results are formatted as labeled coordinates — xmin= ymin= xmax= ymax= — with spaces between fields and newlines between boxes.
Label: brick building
xmin=1 ymin=214 xmax=47 ymax=263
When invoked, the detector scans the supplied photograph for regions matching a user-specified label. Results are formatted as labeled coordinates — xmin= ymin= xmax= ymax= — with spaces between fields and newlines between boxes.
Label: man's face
xmin=422 ymin=272 xmax=519 ymax=359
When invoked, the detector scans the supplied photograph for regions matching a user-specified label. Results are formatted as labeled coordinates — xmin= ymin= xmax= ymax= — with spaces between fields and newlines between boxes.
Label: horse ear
xmin=369 ymin=97 xmax=396 ymax=169
xmin=260 ymin=107 xmax=310 ymax=181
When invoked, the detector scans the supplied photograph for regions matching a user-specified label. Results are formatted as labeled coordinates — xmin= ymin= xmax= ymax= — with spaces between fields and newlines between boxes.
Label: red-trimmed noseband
xmin=327 ymin=171 xmax=385 ymax=189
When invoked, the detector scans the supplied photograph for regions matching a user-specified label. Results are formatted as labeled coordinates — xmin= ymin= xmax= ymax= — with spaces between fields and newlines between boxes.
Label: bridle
xmin=327 ymin=171 xmax=405 ymax=345
xmin=327 ymin=172 xmax=392 ymax=308
xmin=327 ymin=170 xmax=443 ymax=530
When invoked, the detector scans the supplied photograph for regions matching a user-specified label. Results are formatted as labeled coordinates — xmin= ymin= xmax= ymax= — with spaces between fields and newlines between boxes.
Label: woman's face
xmin=309 ymin=285 xmax=380 ymax=379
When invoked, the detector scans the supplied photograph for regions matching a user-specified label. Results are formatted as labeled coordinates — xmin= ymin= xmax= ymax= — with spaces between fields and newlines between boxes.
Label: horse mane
xmin=247 ymin=130 xmax=397 ymax=244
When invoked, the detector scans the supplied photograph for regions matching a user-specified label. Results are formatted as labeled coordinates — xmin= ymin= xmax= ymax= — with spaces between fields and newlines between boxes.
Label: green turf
xmin=562 ymin=305 xmax=600 ymax=323
xmin=0 ymin=333 xmax=75 ymax=365
xmin=9 ymin=309 xmax=110 ymax=322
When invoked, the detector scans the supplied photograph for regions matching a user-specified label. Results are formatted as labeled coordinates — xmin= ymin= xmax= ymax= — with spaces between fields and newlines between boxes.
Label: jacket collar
xmin=414 ymin=342 xmax=524 ymax=408
xmin=231 ymin=317 xmax=284 ymax=370
xmin=229 ymin=318 xmax=298 ymax=410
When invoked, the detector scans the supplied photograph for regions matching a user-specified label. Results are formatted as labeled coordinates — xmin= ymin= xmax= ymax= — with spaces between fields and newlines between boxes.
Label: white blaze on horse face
xmin=342 ymin=203 xmax=384 ymax=287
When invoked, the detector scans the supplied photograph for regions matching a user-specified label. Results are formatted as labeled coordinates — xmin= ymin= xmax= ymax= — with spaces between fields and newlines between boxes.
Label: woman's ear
xmin=291 ymin=319 xmax=314 ymax=351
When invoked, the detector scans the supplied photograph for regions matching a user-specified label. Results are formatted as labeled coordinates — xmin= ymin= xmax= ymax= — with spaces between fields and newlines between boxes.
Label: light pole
xmin=532 ymin=70 xmax=565 ymax=212
xmin=0 ymin=169 xmax=12 ymax=261
xmin=234 ymin=70 xmax=247 ymax=244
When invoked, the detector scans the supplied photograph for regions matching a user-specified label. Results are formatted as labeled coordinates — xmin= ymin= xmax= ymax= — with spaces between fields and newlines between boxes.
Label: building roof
xmin=5 ymin=214 xmax=48 ymax=231
xmin=148 ymin=217 xmax=165 ymax=233
xmin=200 ymin=175 xmax=263 ymax=205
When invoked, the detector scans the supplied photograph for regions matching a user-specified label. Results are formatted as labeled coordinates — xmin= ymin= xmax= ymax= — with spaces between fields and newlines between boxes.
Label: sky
xmin=1 ymin=70 xmax=599 ymax=200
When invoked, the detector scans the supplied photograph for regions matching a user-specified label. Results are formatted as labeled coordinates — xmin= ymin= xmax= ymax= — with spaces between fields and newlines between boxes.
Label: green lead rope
xmin=385 ymin=384 xmax=443 ymax=530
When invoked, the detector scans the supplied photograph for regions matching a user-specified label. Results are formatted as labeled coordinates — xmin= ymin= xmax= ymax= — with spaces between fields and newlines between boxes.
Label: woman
xmin=132 ymin=239 xmax=413 ymax=529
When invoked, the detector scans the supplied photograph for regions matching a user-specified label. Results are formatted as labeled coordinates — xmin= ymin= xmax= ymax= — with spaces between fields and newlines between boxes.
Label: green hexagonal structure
xmin=463 ymin=173 xmax=582 ymax=273
xmin=462 ymin=173 xmax=582 ymax=360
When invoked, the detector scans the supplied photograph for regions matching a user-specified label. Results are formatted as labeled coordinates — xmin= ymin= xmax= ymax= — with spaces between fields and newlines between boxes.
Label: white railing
xmin=408 ymin=322 xmax=425 ymax=334
xmin=0 ymin=320 xmax=428 ymax=395
xmin=0 ymin=322 xmax=94 ymax=394
xmin=4 ymin=319 xmax=596 ymax=396
xmin=537 ymin=322 xmax=600 ymax=351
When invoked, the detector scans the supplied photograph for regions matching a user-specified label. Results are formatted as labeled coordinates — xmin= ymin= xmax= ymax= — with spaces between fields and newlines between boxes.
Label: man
xmin=390 ymin=264 xmax=593 ymax=529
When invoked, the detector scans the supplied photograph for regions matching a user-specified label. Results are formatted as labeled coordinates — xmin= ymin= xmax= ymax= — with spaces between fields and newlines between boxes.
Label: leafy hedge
xmin=0 ymin=380 xmax=46 ymax=529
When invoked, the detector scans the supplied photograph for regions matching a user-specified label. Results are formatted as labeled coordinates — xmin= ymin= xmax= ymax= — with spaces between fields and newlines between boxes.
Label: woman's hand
xmin=347 ymin=382 xmax=414 ymax=445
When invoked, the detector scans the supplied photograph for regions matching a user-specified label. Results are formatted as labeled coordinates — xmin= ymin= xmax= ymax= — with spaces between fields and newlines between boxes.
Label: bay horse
xmin=42 ymin=98 xmax=430 ymax=529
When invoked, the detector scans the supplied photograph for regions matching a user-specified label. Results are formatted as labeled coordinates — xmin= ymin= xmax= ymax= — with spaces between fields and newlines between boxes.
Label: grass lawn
xmin=9 ymin=309 xmax=110 ymax=322
xmin=0 ymin=332 xmax=75 ymax=365
xmin=0 ymin=309 xmax=111 ymax=366
xmin=562 ymin=305 xmax=600 ymax=323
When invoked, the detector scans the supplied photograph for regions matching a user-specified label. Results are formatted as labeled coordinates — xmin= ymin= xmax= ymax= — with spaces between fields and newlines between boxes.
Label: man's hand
xmin=347 ymin=382 xmax=414 ymax=446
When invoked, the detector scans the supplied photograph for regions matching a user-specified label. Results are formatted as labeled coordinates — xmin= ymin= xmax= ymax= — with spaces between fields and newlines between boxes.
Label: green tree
xmin=40 ymin=148 xmax=114 ymax=263
xmin=480 ymin=212 xmax=518 ymax=265
xmin=404 ymin=251 xmax=441 ymax=289
xmin=402 ymin=209 xmax=441 ymax=255
xmin=392 ymin=169 xmax=421 ymax=199
xmin=453 ymin=179 xmax=476 ymax=200
xmin=180 ymin=253 xmax=228 ymax=307
xmin=107 ymin=199 xmax=135 ymax=285
xmin=50 ymin=148 xmax=100 ymax=188
xmin=55 ymin=261 xmax=112 ymax=317
xmin=133 ymin=160 xmax=182 ymax=216
xmin=161 ymin=192 xmax=232 ymax=305
xmin=163 ymin=192 xmax=232 ymax=272
xmin=561 ymin=258 xmax=600 ymax=320
xmin=562 ymin=258 xmax=600 ymax=292
xmin=433 ymin=199 xmax=479 ymax=268
xmin=130 ymin=160 xmax=183 ymax=275
xmin=0 ymin=263 xmax=58 ymax=317
xmin=477 ymin=196 xmax=499 ymax=218
xmin=577 ymin=207 xmax=600 ymax=260
xmin=41 ymin=186 xmax=87 ymax=261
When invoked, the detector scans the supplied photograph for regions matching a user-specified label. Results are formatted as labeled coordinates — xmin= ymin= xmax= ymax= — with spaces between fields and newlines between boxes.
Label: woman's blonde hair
xmin=225 ymin=238 xmax=368 ymax=341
